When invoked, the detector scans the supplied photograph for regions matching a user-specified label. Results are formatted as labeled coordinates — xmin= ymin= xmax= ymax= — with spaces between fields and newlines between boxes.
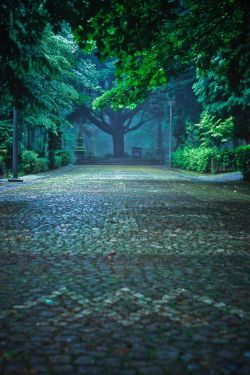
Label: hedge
xmin=172 ymin=146 xmax=218 ymax=172
xmin=173 ymin=145 xmax=250 ymax=178
xmin=22 ymin=150 xmax=73 ymax=174
xmin=54 ymin=155 xmax=62 ymax=169
xmin=0 ymin=156 xmax=5 ymax=176
xmin=21 ymin=150 xmax=49 ymax=174
xmin=58 ymin=150 xmax=73 ymax=166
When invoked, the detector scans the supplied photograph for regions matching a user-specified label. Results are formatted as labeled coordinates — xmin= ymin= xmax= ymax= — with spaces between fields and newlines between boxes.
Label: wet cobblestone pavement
xmin=0 ymin=166 xmax=250 ymax=375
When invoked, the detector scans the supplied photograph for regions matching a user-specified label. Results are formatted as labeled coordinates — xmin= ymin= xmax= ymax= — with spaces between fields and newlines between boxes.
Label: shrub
xmin=58 ymin=151 xmax=73 ymax=166
xmin=22 ymin=150 xmax=40 ymax=174
xmin=172 ymin=146 xmax=218 ymax=172
xmin=173 ymin=144 xmax=250 ymax=179
xmin=37 ymin=158 xmax=49 ymax=172
xmin=0 ymin=156 xmax=5 ymax=176
xmin=216 ymin=149 xmax=236 ymax=172
xmin=216 ymin=145 xmax=250 ymax=177
xmin=54 ymin=155 xmax=62 ymax=169
xmin=234 ymin=145 xmax=250 ymax=180
xmin=21 ymin=150 xmax=49 ymax=174
xmin=196 ymin=112 xmax=234 ymax=147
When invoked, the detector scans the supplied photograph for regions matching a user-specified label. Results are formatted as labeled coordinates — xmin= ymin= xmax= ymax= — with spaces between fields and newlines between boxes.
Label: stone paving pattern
xmin=0 ymin=165 xmax=250 ymax=374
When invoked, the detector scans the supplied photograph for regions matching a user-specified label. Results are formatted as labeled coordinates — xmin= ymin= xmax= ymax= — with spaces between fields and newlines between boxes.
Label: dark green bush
xmin=173 ymin=144 xmax=250 ymax=179
xmin=217 ymin=145 xmax=250 ymax=177
xmin=0 ymin=156 xmax=5 ymax=176
xmin=54 ymin=155 xmax=62 ymax=169
xmin=37 ymin=158 xmax=49 ymax=172
xmin=58 ymin=151 xmax=73 ymax=166
xmin=21 ymin=150 xmax=49 ymax=174
xmin=234 ymin=145 xmax=250 ymax=180
xmin=234 ymin=145 xmax=250 ymax=169
xmin=216 ymin=149 xmax=236 ymax=172
xmin=22 ymin=150 xmax=40 ymax=174
xmin=172 ymin=146 xmax=218 ymax=172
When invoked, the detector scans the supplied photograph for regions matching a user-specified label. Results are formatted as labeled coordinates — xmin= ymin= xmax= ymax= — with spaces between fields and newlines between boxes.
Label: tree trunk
xmin=112 ymin=131 xmax=125 ymax=157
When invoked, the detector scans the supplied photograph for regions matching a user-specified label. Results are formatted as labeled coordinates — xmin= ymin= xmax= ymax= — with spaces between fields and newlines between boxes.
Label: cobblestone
xmin=0 ymin=165 xmax=250 ymax=374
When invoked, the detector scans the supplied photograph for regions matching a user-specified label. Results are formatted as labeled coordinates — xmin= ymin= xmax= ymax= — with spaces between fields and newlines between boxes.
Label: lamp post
xmin=168 ymin=99 xmax=174 ymax=167
xmin=8 ymin=107 xmax=23 ymax=182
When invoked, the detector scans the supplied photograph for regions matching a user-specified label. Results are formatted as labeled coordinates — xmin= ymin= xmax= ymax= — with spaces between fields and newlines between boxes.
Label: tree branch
xmin=83 ymin=107 xmax=112 ymax=134
xmin=125 ymin=116 xmax=156 ymax=133
xmin=68 ymin=105 xmax=112 ymax=134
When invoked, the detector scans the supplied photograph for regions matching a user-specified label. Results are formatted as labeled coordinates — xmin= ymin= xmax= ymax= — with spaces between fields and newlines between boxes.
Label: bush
xmin=234 ymin=145 xmax=250 ymax=180
xmin=22 ymin=150 xmax=39 ymax=174
xmin=196 ymin=112 xmax=234 ymax=147
xmin=54 ymin=155 xmax=62 ymax=169
xmin=234 ymin=145 xmax=250 ymax=169
xmin=0 ymin=156 xmax=5 ymax=177
xmin=37 ymin=158 xmax=49 ymax=172
xmin=58 ymin=151 xmax=73 ymax=166
xmin=172 ymin=146 xmax=218 ymax=172
xmin=216 ymin=145 xmax=250 ymax=177
xmin=216 ymin=149 xmax=236 ymax=172
xmin=173 ymin=144 xmax=250 ymax=179
xmin=21 ymin=150 xmax=49 ymax=174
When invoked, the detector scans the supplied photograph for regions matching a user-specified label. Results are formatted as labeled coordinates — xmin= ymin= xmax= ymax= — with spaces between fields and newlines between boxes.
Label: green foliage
xmin=47 ymin=0 xmax=249 ymax=109
xmin=216 ymin=145 xmax=250 ymax=179
xmin=21 ymin=149 xmax=71 ymax=173
xmin=54 ymin=155 xmax=62 ymax=169
xmin=0 ymin=156 xmax=5 ymax=176
xmin=193 ymin=66 xmax=250 ymax=142
xmin=216 ymin=149 xmax=236 ymax=172
xmin=57 ymin=151 xmax=73 ymax=166
xmin=173 ymin=144 xmax=250 ymax=178
xmin=2 ymin=0 xmax=249 ymax=111
xmin=0 ymin=120 xmax=12 ymax=161
xmin=172 ymin=146 xmax=218 ymax=172
xmin=22 ymin=27 xmax=81 ymax=132
xmin=93 ymin=85 xmax=139 ymax=110
xmin=21 ymin=150 xmax=38 ymax=165
xmin=0 ymin=0 xmax=48 ymax=104
xmin=21 ymin=148 xmax=71 ymax=174
xmin=195 ymin=112 xmax=234 ymax=147
xmin=21 ymin=150 xmax=49 ymax=174
xmin=36 ymin=158 xmax=49 ymax=173
xmin=233 ymin=145 xmax=250 ymax=176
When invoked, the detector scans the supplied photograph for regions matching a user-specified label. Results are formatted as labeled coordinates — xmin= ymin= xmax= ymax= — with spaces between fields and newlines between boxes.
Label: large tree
xmin=68 ymin=58 xmax=157 ymax=157
xmin=69 ymin=104 xmax=155 ymax=157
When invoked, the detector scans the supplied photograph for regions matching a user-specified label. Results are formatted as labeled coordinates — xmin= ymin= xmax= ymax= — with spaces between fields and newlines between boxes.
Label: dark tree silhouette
xmin=69 ymin=105 xmax=155 ymax=157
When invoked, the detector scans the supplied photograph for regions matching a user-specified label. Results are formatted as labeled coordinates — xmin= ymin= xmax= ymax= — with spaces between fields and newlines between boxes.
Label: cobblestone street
xmin=0 ymin=165 xmax=250 ymax=374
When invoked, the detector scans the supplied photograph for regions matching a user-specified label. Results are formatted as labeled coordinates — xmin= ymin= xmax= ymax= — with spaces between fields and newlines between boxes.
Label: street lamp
xmin=167 ymin=99 xmax=174 ymax=168
xmin=8 ymin=107 xmax=23 ymax=182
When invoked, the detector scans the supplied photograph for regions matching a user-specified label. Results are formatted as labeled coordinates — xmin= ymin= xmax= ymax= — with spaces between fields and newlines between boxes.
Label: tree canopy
xmin=1 ymin=0 xmax=249 ymax=109
xmin=44 ymin=0 xmax=250 ymax=109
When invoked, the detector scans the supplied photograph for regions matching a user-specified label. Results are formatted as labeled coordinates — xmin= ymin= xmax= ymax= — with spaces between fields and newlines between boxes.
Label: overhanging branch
xmin=125 ymin=116 xmax=156 ymax=133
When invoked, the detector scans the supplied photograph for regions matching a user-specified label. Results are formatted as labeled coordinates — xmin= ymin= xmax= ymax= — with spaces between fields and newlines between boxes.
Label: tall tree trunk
xmin=112 ymin=131 xmax=125 ymax=157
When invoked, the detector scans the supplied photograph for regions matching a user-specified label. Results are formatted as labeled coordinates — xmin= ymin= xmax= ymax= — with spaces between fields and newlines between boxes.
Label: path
xmin=0 ymin=166 xmax=250 ymax=374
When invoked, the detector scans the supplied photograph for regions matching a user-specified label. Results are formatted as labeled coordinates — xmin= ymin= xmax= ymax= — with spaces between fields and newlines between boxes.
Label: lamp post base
xmin=8 ymin=178 xmax=23 ymax=182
